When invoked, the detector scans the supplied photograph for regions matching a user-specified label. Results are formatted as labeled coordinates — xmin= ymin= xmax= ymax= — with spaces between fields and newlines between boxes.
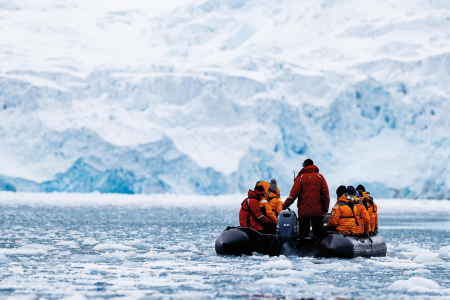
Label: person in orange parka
xmin=255 ymin=179 xmax=283 ymax=223
xmin=347 ymin=186 xmax=370 ymax=236
xmin=239 ymin=185 xmax=275 ymax=233
xmin=357 ymin=184 xmax=378 ymax=233
xmin=327 ymin=186 xmax=358 ymax=234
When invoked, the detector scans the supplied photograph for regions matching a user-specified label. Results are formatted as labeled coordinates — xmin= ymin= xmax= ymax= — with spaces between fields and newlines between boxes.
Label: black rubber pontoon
xmin=215 ymin=210 xmax=387 ymax=258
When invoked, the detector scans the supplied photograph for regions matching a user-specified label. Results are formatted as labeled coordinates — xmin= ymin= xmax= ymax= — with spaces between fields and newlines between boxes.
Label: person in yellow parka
xmin=347 ymin=186 xmax=370 ymax=235
xmin=357 ymin=185 xmax=378 ymax=233
xmin=327 ymin=186 xmax=359 ymax=235
xmin=255 ymin=179 xmax=283 ymax=223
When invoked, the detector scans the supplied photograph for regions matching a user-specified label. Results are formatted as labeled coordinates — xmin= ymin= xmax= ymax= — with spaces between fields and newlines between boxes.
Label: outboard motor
xmin=276 ymin=210 xmax=299 ymax=256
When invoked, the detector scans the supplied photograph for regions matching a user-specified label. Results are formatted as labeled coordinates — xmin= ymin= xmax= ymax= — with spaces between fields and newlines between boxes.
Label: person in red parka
xmin=239 ymin=185 xmax=275 ymax=233
xmin=283 ymin=158 xmax=330 ymax=237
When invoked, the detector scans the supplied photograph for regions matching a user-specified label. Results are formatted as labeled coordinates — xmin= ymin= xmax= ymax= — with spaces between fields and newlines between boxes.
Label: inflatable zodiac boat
xmin=215 ymin=210 xmax=387 ymax=258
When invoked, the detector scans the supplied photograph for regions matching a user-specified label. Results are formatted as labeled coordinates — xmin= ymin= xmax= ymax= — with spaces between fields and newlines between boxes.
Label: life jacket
xmin=327 ymin=194 xmax=358 ymax=234
xmin=352 ymin=196 xmax=363 ymax=234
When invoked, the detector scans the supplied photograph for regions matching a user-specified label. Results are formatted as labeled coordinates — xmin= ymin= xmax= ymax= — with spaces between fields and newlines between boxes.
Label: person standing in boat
xmin=282 ymin=159 xmax=330 ymax=237
xmin=327 ymin=186 xmax=358 ymax=234
xmin=255 ymin=178 xmax=283 ymax=222
xmin=347 ymin=186 xmax=370 ymax=236
xmin=356 ymin=184 xmax=378 ymax=233
xmin=239 ymin=185 xmax=275 ymax=233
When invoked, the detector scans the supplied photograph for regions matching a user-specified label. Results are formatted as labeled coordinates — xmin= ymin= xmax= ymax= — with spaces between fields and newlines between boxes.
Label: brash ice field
xmin=0 ymin=193 xmax=449 ymax=299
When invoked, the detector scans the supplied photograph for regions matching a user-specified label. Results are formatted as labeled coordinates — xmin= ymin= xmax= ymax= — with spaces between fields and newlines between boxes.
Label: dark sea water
xmin=0 ymin=198 xmax=449 ymax=300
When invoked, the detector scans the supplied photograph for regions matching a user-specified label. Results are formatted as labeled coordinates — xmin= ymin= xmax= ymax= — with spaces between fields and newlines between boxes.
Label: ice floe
xmin=389 ymin=277 xmax=441 ymax=293
xmin=93 ymin=243 xmax=135 ymax=251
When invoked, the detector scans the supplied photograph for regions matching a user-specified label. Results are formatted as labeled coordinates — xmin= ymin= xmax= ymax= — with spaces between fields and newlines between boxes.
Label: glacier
xmin=1 ymin=0 xmax=450 ymax=198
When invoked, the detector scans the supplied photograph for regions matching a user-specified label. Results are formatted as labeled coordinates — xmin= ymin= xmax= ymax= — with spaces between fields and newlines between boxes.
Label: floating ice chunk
xmin=438 ymin=246 xmax=450 ymax=260
xmin=251 ymin=259 xmax=293 ymax=269
xmin=93 ymin=243 xmax=135 ymax=251
xmin=123 ymin=239 xmax=142 ymax=245
xmin=82 ymin=238 xmax=100 ymax=246
xmin=136 ymin=251 xmax=159 ymax=258
xmin=0 ymin=255 xmax=11 ymax=264
xmin=61 ymin=293 xmax=88 ymax=300
xmin=122 ymin=261 xmax=141 ymax=268
xmin=374 ymin=258 xmax=423 ymax=269
xmin=56 ymin=241 xmax=79 ymax=248
xmin=71 ymin=255 xmax=108 ymax=262
xmin=165 ymin=245 xmax=183 ymax=251
xmin=388 ymin=277 xmax=441 ymax=292
xmin=404 ymin=268 xmax=432 ymax=275
xmin=21 ymin=244 xmax=56 ymax=250
xmin=255 ymin=277 xmax=306 ymax=286
xmin=396 ymin=243 xmax=420 ymax=251
xmin=412 ymin=253 xmax=442 ymax=263
xmin=101 ymin=251 xmax=136 ymax=260
xmin=0 ymin=248 xmax=47 ymax=255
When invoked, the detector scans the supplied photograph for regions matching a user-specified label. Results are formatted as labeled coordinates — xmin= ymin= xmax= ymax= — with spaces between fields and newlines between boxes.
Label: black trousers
xmin=298 ymin=216 xmax=324 ymax=237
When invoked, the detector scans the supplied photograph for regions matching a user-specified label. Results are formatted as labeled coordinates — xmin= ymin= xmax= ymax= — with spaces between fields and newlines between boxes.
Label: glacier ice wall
xmin=1 ymin=0 xmax=450 ymax=198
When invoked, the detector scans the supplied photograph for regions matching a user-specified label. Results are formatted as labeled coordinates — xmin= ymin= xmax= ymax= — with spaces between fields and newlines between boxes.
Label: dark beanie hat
xmin=347 ymin=186 xmax=356 ymax=196
xmin=336 ymin=185 xmax=347 ymax=197
xmin=302 ymin=158 xmax=314 ymax=168
xmin=356 ymin=184 xmax=365 ymax=192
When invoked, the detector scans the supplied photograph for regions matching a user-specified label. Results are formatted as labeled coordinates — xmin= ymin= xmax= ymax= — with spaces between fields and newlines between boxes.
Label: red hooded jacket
xmin=283 ymin=165 xmax=330 ymax=217
xmin=239 ymin=190 xmax=274 ymax=231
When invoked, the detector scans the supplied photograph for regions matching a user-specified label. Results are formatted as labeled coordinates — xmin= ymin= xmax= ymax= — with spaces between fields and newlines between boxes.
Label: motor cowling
xmin=276 ymin=210 xmax=298 ymax=239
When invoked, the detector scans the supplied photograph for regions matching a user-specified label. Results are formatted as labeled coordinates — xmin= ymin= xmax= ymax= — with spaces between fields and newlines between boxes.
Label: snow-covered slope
xmin=1 ymin=0 xmax=450 ymax=198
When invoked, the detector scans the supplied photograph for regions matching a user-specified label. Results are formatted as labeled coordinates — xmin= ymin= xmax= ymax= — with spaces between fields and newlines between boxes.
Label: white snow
xmin=81 ymin=238 xmax=99 ymax=246
xmin=55 ymin=241 xmax=79 ymax=248
xmin=0 ymin=255 xmax=11 ymax=264
xmin=438 ymin=246 xmax=450 ymax=260
xmin=389 ymin=277 xmax=441 ymax=292
xmin=252 ymin=259 xmax=293 ymax=269
xmin=93 ymin=243 xmax=135 ymax=251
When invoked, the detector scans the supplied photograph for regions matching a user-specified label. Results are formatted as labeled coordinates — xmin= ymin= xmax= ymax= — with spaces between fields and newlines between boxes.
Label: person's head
xmin=356 ymin=184 xmax=365 ymax=192
xmin=347 ymin=186 xmax=356 ymax=196
xmin=336 ymin=185 xmax=347 ymax=198
xmin=254 ymin=185 xmax=266 ymax=200
xmin=269 ymin=178 xmax=277 ymax=193
xmin=357 ymin=189 xmax=363 ymax=197
xmin=302 ymin=158 xmax=314 ymax=168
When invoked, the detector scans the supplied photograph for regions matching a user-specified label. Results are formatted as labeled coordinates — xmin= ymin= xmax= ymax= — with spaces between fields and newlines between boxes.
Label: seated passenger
xmin=327 ymin=186 xmax=358 ymax=235
xmin=256 ymin=179 xmax=283 ymax=222
xmin=347 ymin=186 xmax=370 ymax=236
xmin=239 ymin=185 xmax=275 ymax=233
xmin=357 ymin=184 xmax=378 ymax=233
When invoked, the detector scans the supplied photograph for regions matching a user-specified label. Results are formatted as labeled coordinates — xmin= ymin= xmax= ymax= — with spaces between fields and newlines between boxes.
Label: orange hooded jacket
xmin=239 ymin=190 xmax=274 ymax=231
xmin=362 ymin=192 xmax=378 ymax=232
xmin=327 ymin=194 xmax=358 ymax=234
xmin=353 ymin=195 xmax=370 ymax=234
xmin=256 ymin=181 xmax=282 ymax=223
